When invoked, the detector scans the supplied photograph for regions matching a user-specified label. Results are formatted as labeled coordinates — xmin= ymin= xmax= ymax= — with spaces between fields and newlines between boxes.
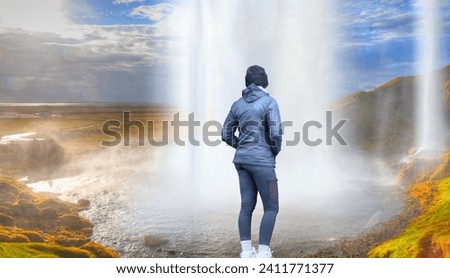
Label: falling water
xmin=415 ymin=0 xmax=446 ymax=150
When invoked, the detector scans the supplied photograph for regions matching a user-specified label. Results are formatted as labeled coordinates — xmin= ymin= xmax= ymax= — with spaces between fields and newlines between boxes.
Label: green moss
xmin=0 ymin=243 xmax=95 ymax=258
xmin=369 ymin=177 xmax=450 ymax=257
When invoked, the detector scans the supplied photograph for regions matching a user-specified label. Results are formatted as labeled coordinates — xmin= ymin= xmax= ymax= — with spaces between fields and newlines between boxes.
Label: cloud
xmin=0 ymin=0 xmax=70 ymax=34
xmin=113 ymin=0 xmax=145 ymax=4
xmin=0 ymin=24 xmax=173 ymax=103
xmin=338 ymin=0 xmax=416 ymax=47
xmin=130 ymin=3 xmax=175 ymax=22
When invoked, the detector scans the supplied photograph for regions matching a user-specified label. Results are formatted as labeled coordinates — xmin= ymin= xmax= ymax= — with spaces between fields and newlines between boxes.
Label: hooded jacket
xmin=222 ymin=83 xmax=282 ymax=167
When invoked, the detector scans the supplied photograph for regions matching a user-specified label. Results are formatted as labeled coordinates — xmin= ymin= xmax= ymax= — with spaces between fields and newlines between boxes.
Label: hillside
xmin=333 ymin=64 xmax=450 ymax=160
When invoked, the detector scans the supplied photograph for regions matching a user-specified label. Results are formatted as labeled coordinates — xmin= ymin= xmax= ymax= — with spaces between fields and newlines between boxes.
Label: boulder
xmin=13 ymin=200 xmax=40 ymax=218
xmin=18 ymin=230 xmax=45 ymax=243
xmin=77 ymin=199 xmax=91 ymax=208
xmin=0 ymin=233 xmax=11 ymax=242
xmin=39 ymin=207 xmax=58 ymax=221
xmin=57 ymin=214 xmax=94 ymax=231
xmin=144 ymin=234 xmax=169 ymax=248
xmin=81 ymin=241 xmax=120 ymax=258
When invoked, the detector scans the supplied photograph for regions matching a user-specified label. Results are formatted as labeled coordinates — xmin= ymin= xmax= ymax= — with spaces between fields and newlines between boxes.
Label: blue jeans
xmin=235 ymin=163 xmax=279 ymax=246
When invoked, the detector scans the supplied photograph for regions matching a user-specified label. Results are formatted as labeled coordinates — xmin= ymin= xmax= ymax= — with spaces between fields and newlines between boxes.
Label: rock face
xmin=333 ymin=64 xmax=450 ymax=160
xmin=0 ymin=175 xmax=118 ymax=258
xmin=398 ymin=152 xmax=450 ymax=185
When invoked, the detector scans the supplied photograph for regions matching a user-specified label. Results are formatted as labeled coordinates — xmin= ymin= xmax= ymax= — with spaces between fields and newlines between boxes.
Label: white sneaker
xmin=240 ymin=247 xmax=257 ymax=258
xmin=255 ymin=248 xmax=273 ymax=258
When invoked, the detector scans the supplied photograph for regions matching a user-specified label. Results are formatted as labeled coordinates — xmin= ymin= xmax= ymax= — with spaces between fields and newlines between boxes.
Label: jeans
xmin=235 ymin=163 xmax=279 ymax=246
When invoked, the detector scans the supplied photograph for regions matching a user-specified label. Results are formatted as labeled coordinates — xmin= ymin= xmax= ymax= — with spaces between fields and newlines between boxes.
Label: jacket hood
xmin=242 ymin=83 xmax=268 ymax=103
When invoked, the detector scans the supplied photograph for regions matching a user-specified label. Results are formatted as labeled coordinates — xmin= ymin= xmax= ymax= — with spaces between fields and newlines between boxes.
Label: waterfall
xmin=415 ymin=0 xmax=446 ymax=150
xmin=168 ymin=0 xmax=342 ymax=206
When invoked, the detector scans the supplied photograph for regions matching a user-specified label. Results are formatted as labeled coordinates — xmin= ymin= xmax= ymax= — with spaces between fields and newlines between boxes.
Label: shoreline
xmin=0 ymin=175 xmax=119 ymax=258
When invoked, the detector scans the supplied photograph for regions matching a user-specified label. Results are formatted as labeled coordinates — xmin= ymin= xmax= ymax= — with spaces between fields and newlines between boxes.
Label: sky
xmin=0 ymin=0 xmax=449 ymax=103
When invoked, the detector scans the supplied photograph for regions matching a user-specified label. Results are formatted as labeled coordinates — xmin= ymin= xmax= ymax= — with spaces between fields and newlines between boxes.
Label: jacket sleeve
xmin=266 ymin=99 xmax=283 ymax=156
xmin=221 ymin=107 xmax=239 ymax=149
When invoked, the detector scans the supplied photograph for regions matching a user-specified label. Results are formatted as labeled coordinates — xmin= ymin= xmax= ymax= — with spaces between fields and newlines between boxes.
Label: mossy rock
xmin=9 ymin=234 xmax=31 ymax=243
xmin=39 ymin=207 xmax=58 ymax=221
xmin=18 ymin=230 xmax=45 ymax=243
xmin=13 ymin=200 xmax=40 ymax=218
xmin=26 ymin=243 xmax=94 ymax=258
xmin=82 ymin=228 xmax=94 ymax=236
xmin=0 ymin=193 xmax=18 ymax=205
xmin=55 ymin=235 xmax=89 ymax=247
xmin=0 ymin=213 xmax=15 ymax=227
xmin=0 ymin=233 xmax=11 ymax=242
xmin=38 ymin=198 xmax=72 ymax=214
xmin=17 ymin=191 xmax=35 ymax=202
xmin=0 ymin=181 xmax=20 ymax=196
xmin=57 ymin=214 xmax=94 ymax=231
xmin=81 ymin=241 xmax=120 ymax=258
xmin=0 ymin=205 xmax=12 ymax=216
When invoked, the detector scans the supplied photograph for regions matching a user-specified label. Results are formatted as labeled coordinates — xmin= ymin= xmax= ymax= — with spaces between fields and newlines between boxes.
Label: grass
xmin=369 ymin=177 xmax=450 ymax=257
xmin=0 ymin=243 xmax=94 ymax=258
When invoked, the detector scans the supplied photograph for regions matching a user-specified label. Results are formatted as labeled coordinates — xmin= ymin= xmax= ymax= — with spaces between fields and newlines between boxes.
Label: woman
xmin=222 ymin=65 xmax=282 ymax=258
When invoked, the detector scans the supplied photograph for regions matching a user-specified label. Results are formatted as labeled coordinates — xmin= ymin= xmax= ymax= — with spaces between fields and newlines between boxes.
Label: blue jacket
xmin=222 ymin=84 xmax=282 ymax=167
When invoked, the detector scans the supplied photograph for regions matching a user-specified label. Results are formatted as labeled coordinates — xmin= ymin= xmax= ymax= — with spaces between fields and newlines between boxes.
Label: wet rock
xmin=164 ymin=249 xmax=177 ymax=256
xmin=430 ymin=153 xmax=450 ymax=180
xmin=408 ymin=148 xmax=445 ymax=159
xmin=144 ymin=234 xmax=169 ymax=248
xmin=398 ymin=158 xmax=441 ymax=184
xmin=77 ymin=199 xmax=91 ymax=208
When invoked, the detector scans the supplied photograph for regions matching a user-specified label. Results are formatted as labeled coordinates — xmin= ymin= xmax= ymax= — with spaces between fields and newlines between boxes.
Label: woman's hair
xmin=245 ymin=65 xmax=269 ymax=88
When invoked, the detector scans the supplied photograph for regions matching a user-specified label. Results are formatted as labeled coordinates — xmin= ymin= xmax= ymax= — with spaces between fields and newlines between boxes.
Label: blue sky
xmin=70 ymin=0 xmax=168 ymax=25
xmin=336 ymin=0 xmax=450 ymax=93
xmin=0 ymin=0 xmax=449 ymax=103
